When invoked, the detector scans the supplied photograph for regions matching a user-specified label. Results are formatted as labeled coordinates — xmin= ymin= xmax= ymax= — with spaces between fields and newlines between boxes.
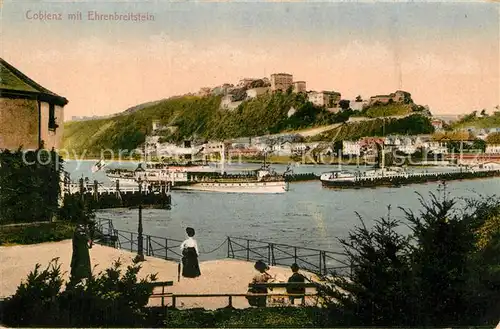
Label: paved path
xmin=0 ymin=240 xmax=321 ymax=310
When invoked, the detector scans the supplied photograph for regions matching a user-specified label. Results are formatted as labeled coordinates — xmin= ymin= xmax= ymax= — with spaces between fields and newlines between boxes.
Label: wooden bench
xmin=148 ymin=281 xmax=174 ymax=306
xmin=149 ymin=293 xmax=318 ymax=309
xmin=248 ymin=282 xmax=319 ymax=306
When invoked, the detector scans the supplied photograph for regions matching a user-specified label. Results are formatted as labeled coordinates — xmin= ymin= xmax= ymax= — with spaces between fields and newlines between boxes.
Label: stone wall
xmin=0 ymin=98 xmax=39 ymax=150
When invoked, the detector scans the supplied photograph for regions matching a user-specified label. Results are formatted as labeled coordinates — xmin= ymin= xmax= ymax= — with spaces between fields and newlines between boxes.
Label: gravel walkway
xmin=0 ymin=240 xmax=321 ymax=309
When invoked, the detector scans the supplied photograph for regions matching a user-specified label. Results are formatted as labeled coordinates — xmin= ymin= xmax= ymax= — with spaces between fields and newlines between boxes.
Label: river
xmin=64 ymin=160 xmax=500 ymax=260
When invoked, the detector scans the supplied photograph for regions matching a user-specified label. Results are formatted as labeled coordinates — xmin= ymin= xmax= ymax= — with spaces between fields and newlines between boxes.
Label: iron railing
xmin=93 ymin=219 xmax=352 ymax=276
xmin=226 ymin=236 xmax=351 ymax=276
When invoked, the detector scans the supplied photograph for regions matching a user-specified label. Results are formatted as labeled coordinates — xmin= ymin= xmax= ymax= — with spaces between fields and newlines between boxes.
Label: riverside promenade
xmin=0 ymin=240 xmax=321 ymax=310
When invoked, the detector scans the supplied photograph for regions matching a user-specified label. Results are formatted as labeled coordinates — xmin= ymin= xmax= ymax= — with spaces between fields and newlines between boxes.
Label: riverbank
xmin=0 ymin=240 xmax=320 ymax=310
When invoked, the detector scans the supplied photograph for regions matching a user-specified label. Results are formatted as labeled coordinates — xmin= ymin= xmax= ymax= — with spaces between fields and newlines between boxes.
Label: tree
xmin=472 ymin=139 xmax=486 ymax=152
xmin=319 ymin=187 xmax=500 ymax=326
xmin=480 ymin=109 xmax=488 ymax=117
xmin=402 ymin=189 xmax=474 ymax=325
xmin=339 ymin=99 xmax=350 ymax=110
xmin=0 ymin=148 xmax=63 ymax=224
xmin=320 ymin=207 xmax=416 ymax=326
xmin=486 ymin=132 xmax=500 ymax=144
xmin=355 ymin=95 xmax=363 ymax=102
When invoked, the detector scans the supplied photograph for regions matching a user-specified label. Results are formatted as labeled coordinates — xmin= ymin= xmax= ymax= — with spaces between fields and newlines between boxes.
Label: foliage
xmin=314 ymin=114 xmax=434 ymax=142
xmin=453 ymin=110 xmax=500 ymax=129
xmin=432 ymin=131 xmax=476 ymax=141
xmin=319 ymin=207 xmax=417 ymax=325
xmin=3 ymin=258 xmax=158 ymax=327
xmin=2 ymin=258 xmax=65 ymax=325
xmin=0 ymin=148 xmax=63 ymax=224
xmin=163 ymin=307 xmax=326 ymax=328
xmin=361 ymin=103 xmax=413 ymax=118
xmin=318 ymin=186 xmax=500 ymax=326
xmin=486 ymin=132 xmax=500 ymax=144
xmin=59 ymin=193 xmax=96 ymax=224
xmin=0 ymin=222 xmax=75 ymax=245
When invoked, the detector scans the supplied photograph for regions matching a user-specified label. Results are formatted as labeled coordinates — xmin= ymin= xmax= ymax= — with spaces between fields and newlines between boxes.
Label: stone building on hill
xmin=270 ymin=73 xmax=293 ymax=92
xmin=0 ymin=58 xmax=68 ymax=150
xmin=368 ymin=90 xmax=413 ymax=106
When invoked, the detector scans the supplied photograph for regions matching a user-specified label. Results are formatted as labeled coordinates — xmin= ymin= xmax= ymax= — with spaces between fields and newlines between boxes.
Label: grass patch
xmin=363 ymin=103 xmax=413 ymax=118
xmin=0 ymin=221 xmax=75 ymax=246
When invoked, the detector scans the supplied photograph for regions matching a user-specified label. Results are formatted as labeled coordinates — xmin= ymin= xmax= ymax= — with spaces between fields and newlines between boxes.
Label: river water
xmin=65 ymin=160 xmax=500 ymax=260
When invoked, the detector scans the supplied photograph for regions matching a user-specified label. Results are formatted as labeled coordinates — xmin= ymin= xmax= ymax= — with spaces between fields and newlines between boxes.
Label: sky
xmin=1 ymin=0 xmax=499 ymax=119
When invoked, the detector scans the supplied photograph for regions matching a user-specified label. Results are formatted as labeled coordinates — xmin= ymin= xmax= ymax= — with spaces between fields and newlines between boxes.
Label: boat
xmin=105 ymin=161 xmax=212 ymax=185
xmin=320 ymin=144 xmax=411 ymax=187
xmin=172 ymin=167 xmax=288 ymax=193
xmin=105 ymin=145 xmax=288 ymax=194
xmin=320 ymin=167 xmax=408 ymax=185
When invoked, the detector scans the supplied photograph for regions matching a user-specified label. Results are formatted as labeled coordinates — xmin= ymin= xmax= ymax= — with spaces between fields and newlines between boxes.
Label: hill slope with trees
xmin=63 ymin=92 xmax=433 ymax=156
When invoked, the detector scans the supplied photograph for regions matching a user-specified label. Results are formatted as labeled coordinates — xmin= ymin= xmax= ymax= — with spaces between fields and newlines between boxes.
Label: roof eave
xmin=0 ymin=89 xmax=68 ymax=106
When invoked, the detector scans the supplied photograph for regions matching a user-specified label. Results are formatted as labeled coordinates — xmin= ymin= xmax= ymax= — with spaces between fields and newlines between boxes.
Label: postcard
xmin=1 ymin=0 xmax=499 ymax=327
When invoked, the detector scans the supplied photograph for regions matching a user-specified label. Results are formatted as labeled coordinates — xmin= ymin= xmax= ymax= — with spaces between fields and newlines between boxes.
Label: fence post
xmin=227 ymin=237 xmax=230 ymax=258
xmin=130 ymin=232 xmax=133 ymax=252
xmin=172 ymin=296 xmax=176 ymax=308
xmin=322 ymin=252 xmax=327 ymax=275
xmin=228 ymin=295 xmax=233 ymax=308
xmin=319 ymin=251 xmax=322 ymax=275
xmin=268 ymin=244 xmax=271 ymax=265
xmin=246 ymin=240 xmax=250 ymax=261
xmin=294 ymin=247 xmax=297 ymax=264
xmin=165 ymin=238 xmax=168 ymax=260
xmin=271 ymin=244 xmax=275 ymax=265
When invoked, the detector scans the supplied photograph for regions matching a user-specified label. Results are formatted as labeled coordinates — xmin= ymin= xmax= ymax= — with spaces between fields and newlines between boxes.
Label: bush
xmin=0 ymin=148 xmax=63 ymax=224
xmin=163 ymin=307 xmax=326 ymax=328
xmin=0 ymin=222 xmax=75 ymax=245
xmin=2 ymin=258 xmax=158 ymax=327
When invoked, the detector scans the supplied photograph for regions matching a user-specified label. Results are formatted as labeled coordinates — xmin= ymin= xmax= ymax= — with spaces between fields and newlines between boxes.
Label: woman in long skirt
xmin=180 ymin=227 xmax=201 ymax=278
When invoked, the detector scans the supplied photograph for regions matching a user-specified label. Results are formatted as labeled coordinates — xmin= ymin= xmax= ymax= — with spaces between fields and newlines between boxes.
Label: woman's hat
xmin=254 ymin=260 xmax=269 ymax=271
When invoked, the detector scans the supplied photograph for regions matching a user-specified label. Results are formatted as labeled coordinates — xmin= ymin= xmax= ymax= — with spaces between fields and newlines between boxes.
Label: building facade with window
xmin=0 ymin=58 xmax=68 ymax=150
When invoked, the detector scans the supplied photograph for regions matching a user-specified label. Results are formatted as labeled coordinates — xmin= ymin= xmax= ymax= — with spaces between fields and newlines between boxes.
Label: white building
xmin=485 ymin=145 xmax=500 ymax=154
xmin=342 ymin=141 xmax=361 ymax=156
xmin=246 ymin=87 xmax=270 ymax=99
xmin=308 ymin=91 xmax=341 ymax=107
xmin=350 ymin=100 xmax=369 ymax=111
xmin=269 ymin=141 xmax=293 ymax=156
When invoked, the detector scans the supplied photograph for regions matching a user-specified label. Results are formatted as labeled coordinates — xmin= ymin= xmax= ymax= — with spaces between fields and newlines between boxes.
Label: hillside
xmin=63 ymin=93 xmax=349 ymax=156
xmin=452 ymin=111 xmax=500 ymax=129
xmin=356 ymin=102 xmax=429 ymax=118
xmin=311 ymin=114 xmax=435 ymax=142
xmin=63 ymin=92 xmax=434 ymax=156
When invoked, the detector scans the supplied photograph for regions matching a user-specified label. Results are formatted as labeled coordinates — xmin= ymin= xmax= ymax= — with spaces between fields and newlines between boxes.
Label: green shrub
xmin=0 ymin=222 xmax=75 ymax=245
xmin=163 ymin=307 xmax=326 ymax=328
xmin=2 ymin=258 xmax=158 ymax=327
xmin=0 ymin=148 xmax=63 ymax=224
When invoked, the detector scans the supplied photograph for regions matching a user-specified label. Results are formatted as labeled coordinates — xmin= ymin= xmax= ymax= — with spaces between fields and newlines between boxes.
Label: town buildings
xmin=307 ymin=91 xmax=341 ymax=107
xmin=0 ymin=58 xmax=68 ymax=150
